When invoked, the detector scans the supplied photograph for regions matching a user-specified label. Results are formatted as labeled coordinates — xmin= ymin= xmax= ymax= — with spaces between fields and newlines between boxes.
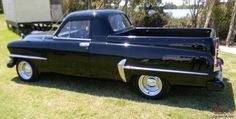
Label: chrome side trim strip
xmin=117 ymin=59 xmax=127 ymax=82
xmin=53 ymin=36 xmax=91 ymax=41
xmin=123 ymin=66 xmax=208 ymax=76
xmin=117 ymin=59 xmax=209 ymax=81
xmin=9 ymin=54 xmax=47 ymax=60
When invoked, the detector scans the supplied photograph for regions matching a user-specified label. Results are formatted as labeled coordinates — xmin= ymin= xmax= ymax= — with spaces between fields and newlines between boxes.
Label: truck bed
xmin=118 ymin=27 xmax=213 ymax=37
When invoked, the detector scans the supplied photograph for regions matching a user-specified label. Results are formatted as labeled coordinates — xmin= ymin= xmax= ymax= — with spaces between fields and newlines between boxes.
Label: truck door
xmin=88 ymin=14 xmax=132 ymax=80
xmin=88 ymin=36 xmax=130 ymax=80
xmin=48 ymin=20 xmax=91 ymax=76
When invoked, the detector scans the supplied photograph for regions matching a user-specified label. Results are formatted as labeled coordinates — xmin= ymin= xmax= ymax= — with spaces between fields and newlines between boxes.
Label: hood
xmin=24 ymin=31 xmax=55 ymax=41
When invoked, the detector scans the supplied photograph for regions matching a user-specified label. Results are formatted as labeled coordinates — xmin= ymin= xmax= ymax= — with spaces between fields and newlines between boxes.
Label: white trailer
xmin=2 ymin=0 xmax=63 ymax=33
xmin=0 ymin=0 xmax=3 ymax=13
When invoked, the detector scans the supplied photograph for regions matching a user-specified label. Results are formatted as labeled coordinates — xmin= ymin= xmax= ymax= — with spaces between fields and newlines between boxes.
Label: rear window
xmin=109 ymin=14 xmax=131 ymax=31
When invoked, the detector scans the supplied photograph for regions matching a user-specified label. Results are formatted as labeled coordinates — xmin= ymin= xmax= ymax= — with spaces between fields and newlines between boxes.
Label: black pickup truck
xmin=7 ymin=10 xmax=224 ymax=99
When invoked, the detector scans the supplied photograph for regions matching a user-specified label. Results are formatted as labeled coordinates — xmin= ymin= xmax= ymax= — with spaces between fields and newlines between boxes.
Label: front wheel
xmin=133 ymin=75 xmax=171 ymax=99
xmin=16 ymin=60 xmax=39 ymax=82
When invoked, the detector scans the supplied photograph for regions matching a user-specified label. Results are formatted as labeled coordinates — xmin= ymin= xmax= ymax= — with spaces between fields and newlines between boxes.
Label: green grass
xmin=0 ymin=14 xmax=235 ymax=119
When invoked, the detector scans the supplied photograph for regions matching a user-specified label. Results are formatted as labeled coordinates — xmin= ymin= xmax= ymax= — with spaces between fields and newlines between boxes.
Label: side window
xmin=58 ymin=22 xmax=70 ymax=38
xmin=70 ymin=21 xmax=90 ymax=38
xmin=58 ymin=20 xmax=90 ymax=39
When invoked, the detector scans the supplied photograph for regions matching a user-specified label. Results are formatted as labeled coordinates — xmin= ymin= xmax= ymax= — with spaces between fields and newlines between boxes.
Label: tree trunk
xmin=98 ymin=2 xmax=103 ymax=9
xmin=103 ymin=0 xmax=106 ymax=9
xmin=190 ymin=0 xmax=203 ymax=28
xmin=122 ymin=0 xmax=128 ymax=14
xmin=226 ymin=2 xmax=236 ymax=47
xmin=114 ymin=0 xmax=122 ymax=9
xmin=204 ymin=0 xmax=215 ymax=28
xmin=87 ymin=0 xmax=91 ymax=9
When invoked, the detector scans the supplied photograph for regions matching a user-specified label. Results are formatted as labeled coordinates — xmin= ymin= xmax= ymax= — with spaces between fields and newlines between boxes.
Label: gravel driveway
xmin=220 ymin=46 xmax=236 ymax=54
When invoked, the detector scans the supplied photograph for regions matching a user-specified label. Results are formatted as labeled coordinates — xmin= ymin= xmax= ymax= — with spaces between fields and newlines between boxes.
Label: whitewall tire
xmin=133 ymin=75 xmax=170 ymax=99
xmin=16 ymin=60 xmax=39 ymax=82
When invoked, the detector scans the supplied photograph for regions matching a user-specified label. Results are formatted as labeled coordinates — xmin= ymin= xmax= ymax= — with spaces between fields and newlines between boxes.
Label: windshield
xmin=109 ymin=14 xmax=132 ymax=31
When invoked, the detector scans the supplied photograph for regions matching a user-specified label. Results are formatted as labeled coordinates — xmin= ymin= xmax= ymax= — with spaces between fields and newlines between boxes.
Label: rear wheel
xmin=133 ymin=75 xmax=170 ymax=99
xmin=16 ymin=60 xmax=39 ymax=82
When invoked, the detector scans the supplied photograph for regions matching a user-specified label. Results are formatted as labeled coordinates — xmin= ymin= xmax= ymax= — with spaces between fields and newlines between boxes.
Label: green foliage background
xmin=62 ymin=0 xmax=169 ymax=27
xmin=1 ymin=0 xmax=235 ymax=41
xmin=212 ymin=0 xmax=236 ymax=40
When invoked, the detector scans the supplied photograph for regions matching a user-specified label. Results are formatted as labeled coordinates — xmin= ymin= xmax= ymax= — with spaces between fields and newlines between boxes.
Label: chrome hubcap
xmin=18 ymin=61 xmax=33 ymax=80
xmin=147 ymin=78 xmax=157 ymax=87
xmin=138 ymin=75 xmax=162 ymax=96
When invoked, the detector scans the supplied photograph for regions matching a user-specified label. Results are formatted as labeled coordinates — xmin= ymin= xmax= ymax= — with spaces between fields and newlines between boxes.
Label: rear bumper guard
xmin=207 ymin=80 xmax=225 ymax=91
xmin=207 ymin=64 xmax=225 ymax=91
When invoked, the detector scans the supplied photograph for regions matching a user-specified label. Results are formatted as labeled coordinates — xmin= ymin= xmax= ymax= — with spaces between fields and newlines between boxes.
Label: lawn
xmin=0 ymin=14 xmax=236 ymax=119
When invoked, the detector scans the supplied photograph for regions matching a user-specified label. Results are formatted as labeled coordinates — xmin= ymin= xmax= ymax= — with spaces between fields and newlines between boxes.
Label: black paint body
xmin=7 ymin=10 xmax=222 ymax=88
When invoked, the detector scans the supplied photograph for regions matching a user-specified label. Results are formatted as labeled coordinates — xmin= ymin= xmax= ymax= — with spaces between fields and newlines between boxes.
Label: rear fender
xmin=118 ymin=59 xmax=211 ymax=86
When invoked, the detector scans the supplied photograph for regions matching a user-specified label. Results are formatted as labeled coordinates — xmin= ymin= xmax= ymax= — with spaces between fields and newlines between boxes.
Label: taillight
xmin=214 ymin=40 xmax=220 ymax=71
xmin=216 ymin=42 xmax=220 ymax=51
xmin=214 ymin=58 xmax=221 ymax=72
xmin=215 ymin=59 xmax=220 ymax=68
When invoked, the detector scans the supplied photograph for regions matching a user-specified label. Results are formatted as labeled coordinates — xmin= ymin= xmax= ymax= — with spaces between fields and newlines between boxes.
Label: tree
xmin=103 ymin=0 xmax=107 ymax=8
xmin=62 ymin=0 xmax=168 ymax=27
xmin=204 ymin=0 xmax=215 ymax=28
xmin=122 ymin=0 xmax=129 ymax=14
xmin=63 ymin=0 xmax=88 ymax=12
xmin=225 ymin=1 xmax=236 ymax=46
xmin=183 ymin=0 xmax=205 ymax=27
xmin=163 ymin=2 xmax=178 ymax=9
xmin=133 ymin=0 xmax=168 ymax=27
xmin=98 ymin=0 xmax=122 ymax=9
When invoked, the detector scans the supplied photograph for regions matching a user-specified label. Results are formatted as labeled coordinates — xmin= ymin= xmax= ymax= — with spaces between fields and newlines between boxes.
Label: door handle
xmin=79 ymin=42 xmax=90 ymax=47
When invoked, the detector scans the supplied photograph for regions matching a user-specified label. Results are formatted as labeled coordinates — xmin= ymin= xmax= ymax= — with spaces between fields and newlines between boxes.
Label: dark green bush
xmin=134 ymin=13 xmax=168 ymax=27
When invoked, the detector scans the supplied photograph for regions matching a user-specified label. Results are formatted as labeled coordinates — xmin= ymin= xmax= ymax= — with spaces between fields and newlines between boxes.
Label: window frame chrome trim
xmin=9 ymin=54 xmax=47 ymax=60
xmin=53 ymin=36 xmax=91 ymax=41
